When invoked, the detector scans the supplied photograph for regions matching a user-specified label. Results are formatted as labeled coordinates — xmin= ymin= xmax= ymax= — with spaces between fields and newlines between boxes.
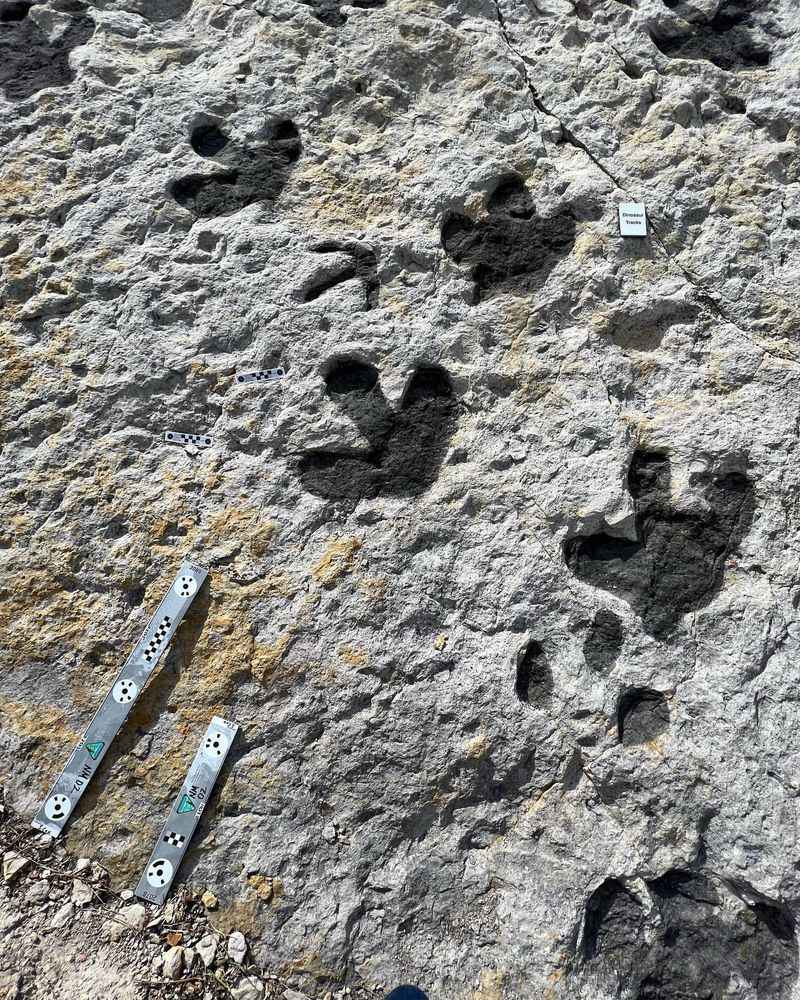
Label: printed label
xmin=618 ymin=202 xmax=648 ymax=237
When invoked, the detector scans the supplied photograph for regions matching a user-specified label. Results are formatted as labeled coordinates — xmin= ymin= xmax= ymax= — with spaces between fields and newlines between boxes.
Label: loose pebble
xmin=227 ymin=930 xmax=247 ymax=964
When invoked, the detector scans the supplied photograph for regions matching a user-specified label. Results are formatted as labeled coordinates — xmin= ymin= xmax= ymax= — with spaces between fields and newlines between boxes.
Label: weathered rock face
xmin=2 ymin=0 xmax=800 ymax=997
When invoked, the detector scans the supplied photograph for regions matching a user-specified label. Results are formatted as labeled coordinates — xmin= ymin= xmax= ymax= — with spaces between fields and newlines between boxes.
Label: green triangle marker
xmin=85 ymin=741 xmax=104 ymax=760
xmin=177 ymin=794 xmax=195 ymax=814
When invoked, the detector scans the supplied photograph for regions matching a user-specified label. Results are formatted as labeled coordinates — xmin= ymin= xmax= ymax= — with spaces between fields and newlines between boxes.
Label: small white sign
xmin=618 ymin=202 xmax=648 ymax=237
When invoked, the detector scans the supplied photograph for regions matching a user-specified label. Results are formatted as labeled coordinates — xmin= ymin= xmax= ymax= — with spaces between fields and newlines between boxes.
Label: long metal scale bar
xmin=134 ymin=716 xmax=238 ymax=905
xmin=32 ymin=558 xmax=208 ymax=837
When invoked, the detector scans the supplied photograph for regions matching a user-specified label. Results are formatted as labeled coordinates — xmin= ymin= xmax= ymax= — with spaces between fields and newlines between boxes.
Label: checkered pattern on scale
xmin=143 ymin=616 xmax=172 ymax=662
xmin=163 ymin=830 xmax=186 ymax=848
xmin=166 ymin=433 xmax=212 ymax=446
xmin=237 ymin=369 xmax=284 ymax=383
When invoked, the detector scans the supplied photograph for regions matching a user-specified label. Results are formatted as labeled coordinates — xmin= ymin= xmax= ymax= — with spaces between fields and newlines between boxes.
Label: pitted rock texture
xmin=2 ymin=0 xmax=800 ymax=998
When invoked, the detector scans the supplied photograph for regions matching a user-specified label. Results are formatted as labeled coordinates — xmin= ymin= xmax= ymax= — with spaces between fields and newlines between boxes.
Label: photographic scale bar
xmin=31 ymin=558 xmax=209 ymax=838
xmin=235 ymin=367 xmax=285 ymax=385
xmin=164 ymin=431 xmax=213 ymax=448
xmin=134 ymin=715 xmax=238 ymax=905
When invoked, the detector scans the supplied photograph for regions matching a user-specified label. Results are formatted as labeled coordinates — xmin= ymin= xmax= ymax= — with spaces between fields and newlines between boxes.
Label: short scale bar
xmin=164 ymin=431 xmax=213 ymax=447
xmin=31 ymin=558 xmax=208 ymax=837
xmin=235 ymin=367 xmax=285 ymax=385
xmin=134 ymin=716 xmax=238 ymax=905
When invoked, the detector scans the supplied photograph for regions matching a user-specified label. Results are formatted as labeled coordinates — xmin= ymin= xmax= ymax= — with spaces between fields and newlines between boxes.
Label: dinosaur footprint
xmin=298 ymin=360 xmax=457 ymax=501
xmin=441 ymin=175 xmax=576 ymax=303
xmin=172 ymin=119 xmax=301 ymax=218
xmin=564 ymin=449 xmax=755 ymax=638
xmin=0 ymin=3 xmax=94 ymax=102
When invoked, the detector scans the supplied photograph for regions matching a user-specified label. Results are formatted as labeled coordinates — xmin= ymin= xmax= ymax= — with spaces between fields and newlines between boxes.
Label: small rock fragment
xmin=121 ymin=902 xmax=148 ymax=931
xmin=283 ymin=990 xmax=312 ymax=1000
xmin=71 ymin=879 xmax=93 ymax=905
xmin=106 ymin=902 xmax=148 ymax=940
xmin=2 ymin=852 xmax=29 ymax=883
xmin=51 ymin=902 xmax=74 ymax=928
xmin=201 ymin=890 xmax=218 ymax=910
xmin=183 ymin=947 xmax=195 ymax=971
xmin=232 ymin=976 xmax=265 ymax=1000
xmin=228 ymin=930 xmax=247 ymax=964
xmin=25 ymin=879 xmax=49 ymax=904
xmin=74 ymin=857 xmax=92 ymax=874
xmin=166 ymin=930 xmax=183 ymax=947
xmin=196 ymin=933 xmax=218 ymax=968
xmin=163 ymin=945 xmax=184 ymax=980
xmin=322 ymin=823 xmax=337 ymax=844
xmin=120 ymin=889 xmax=134 ymax=901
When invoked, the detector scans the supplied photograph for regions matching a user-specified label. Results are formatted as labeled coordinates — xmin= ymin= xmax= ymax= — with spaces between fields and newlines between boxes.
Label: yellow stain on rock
xmin=543 ymin=963 xmax=568 ymax=1000
xmin=472 ymin=969 xmax=507 ymax=1000
xmin=250 ymin=520 xmax=277 ymax=557
xmin=338 ymin=644 xmax=368 ymax=666
xmin=312 ymin=537 xmax=362 ymax=588
xmin=210 ymin=897 xmax=263 ymax=937
xmin=464 ymin=731 xmax=490 ymax=761
xmin=359 ymin=576 xmax=389 ymax=602
xmin=0 ymin=330 xmax=35 ymax=397
xmin=281 ymin=951 xmax=344 ymax=985
xmin=252 ymin=632 xmax=297 ymax=685
xmin=0 ymin=700 xmax=77 ymax=776
xmin=0 ymin=570 xmax=99 ymax=663
xmin=246 ymin=874 xmax=285 ymax=905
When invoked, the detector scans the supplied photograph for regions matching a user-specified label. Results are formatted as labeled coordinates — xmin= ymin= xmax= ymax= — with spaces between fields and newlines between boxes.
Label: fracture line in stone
xmin=31 ymin=558 xmax=209 ymax=838
xmin=134 ymin=716 xmax=238 ymax=905
xmin=235 ymin=367 xmax=286 ymax=385
xmin=164 ymin=431 xmax=213 ymax=447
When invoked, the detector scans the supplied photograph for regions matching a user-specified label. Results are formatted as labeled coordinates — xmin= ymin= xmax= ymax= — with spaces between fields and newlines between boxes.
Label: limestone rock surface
xmin=2 ymin=0 xmax=800 ymax=997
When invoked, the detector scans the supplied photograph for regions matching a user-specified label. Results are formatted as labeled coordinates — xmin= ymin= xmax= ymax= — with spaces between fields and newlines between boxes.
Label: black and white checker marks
xmin=135 ymin=716 xmax=238 ymax=905
xmin=165 ymin=432 xmax=213 ymax=447
xmin=235 ymin=366 xmax=285 ymax=385
xmin=142 ymin=616 xmax=172 ymax=663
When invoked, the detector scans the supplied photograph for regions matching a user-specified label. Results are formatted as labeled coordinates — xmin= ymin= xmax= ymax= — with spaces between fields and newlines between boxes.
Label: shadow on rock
xmin=297 ymin=240 xmax=380 ymax=311
xmin=298 ymin=359 xmax=458 ymax=502
xmin=583 ymin=608 xmax=624 ymax=672
xmin=0 ymin=2 xmax=94 ymax=101
xmin=441 ymin=175 xmax=576 ymax=302
xmin=583 ymin=871 xmax=797 ymax=999
xmin=617 ymin=687 xmax=669 ymax=746
xmin=564 ymin=449 xmax=755 ymax=638
xmin=297 ymin=0 xmax=384 ymax=27
xmin=650 ymin=0 xmax=774 ymax=70
xmin=172 ymin=119 xmax=301 ymax=218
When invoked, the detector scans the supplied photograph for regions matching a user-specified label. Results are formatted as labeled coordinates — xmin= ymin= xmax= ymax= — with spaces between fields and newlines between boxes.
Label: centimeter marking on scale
xmin=164 ymin=432 xmax=213 ymax=448
xmin=134 ymin=716 xmax=238 ymax=905
xmin=31 ymin=558 xmax=209 ymax=838
xmin=235 ymin=367 xmax=286 ymax=385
